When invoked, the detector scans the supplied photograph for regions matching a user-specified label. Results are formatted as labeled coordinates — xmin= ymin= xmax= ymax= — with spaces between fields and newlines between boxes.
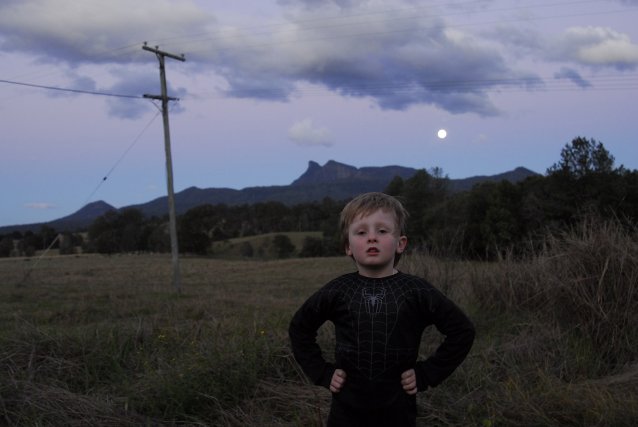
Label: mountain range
xmin=0 ymin=160 xmax=538 ymax=234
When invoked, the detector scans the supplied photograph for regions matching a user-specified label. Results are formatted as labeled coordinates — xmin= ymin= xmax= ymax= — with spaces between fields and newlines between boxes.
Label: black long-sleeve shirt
xmin=289 ymin=271 xmax=475 ymax=409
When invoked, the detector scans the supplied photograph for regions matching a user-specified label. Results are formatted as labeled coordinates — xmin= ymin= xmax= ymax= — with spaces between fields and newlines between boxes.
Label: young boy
xmin=289 ymin=192 xmax=475 ymax=427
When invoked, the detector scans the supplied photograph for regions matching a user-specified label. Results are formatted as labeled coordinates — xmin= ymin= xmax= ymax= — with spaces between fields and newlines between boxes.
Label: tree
xmin=0 ymin=237 xmax=13 ymax=257
xmin=547 ymin=136 xmax=616 ymax=178
xmin=384 ymin=176 xmax=404 ymax=197
xmin=392 ymin=168 xmax=450 ymax=244
xmin=453 ymin=180 xmax=525 ymax=259
xmin=272 ymin=234 xmax=295 ymax=259
xmin=58 ymin=232 xmax=76 ymax=255
xmin=146 ymin=222 xmax=171 ymax=253
xmin=422 ymin=193 xmax=469 ymax=257
xmin=428 ymin=166 xmax=449 ymax=201
xmin=239 ymin=241 xmax=254 ymax=257
xmin=400 ymin=170 xmax=433 ymax=241
xmin=118 ymin=209 xmax=145 ymax=252
xmin=542 ymin=137 xmax=629 ymax=228
xmin=87 ymin=209 xmax=145 ymax=254
xmin=179 ymin=205 xmax=219 ymax=254
xmin=21 ymin=231 xmax=39 ymax=256
xmin=299 ymin=236 xmax=325 ymax=258
xmin=38 ymin=225 xmax=58 ymax=251
xmin=253 ymin=202 xmax=293 ymax=233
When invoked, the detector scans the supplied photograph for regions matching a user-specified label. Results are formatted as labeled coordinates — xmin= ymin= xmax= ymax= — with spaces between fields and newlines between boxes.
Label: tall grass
xmin=471 ymin=216 xmax=638 ymax=376
xmin=463 ymin=216 xmax=638 ymax=425
xmin=1 ymin=218 xmax=638 ymax=426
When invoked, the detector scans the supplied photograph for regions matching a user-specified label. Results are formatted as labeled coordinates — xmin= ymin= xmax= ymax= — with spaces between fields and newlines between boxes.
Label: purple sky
xmin=1 ymin=0 xmax=637 ymax=227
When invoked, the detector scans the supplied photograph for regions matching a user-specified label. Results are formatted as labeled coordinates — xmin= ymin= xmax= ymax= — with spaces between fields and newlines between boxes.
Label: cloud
xmin=554 ymin=67 xmax=591 ymax=88
xmin=204 ymin=1 xmax=542 ymax=116
xmin=0 ymin=0 xmax=195 ymax=118
xmin=40 ymin=71 xmax=98 ymax=98
xmin=11 ymin=0 xmax=634 ymax=117
xmin=288 ymin=119 xmax=334 ymax=147
xmin=486 ymin=25 xmax=544 ymax=56
xmin=221 ymin=72 xmax=295 ymax=101
xmin=549 ymin=26 xmax=638 ymax=70
xmin=0 ymin=0 xmax=212 ymax=64
xmin=24 ymin=202 xmax=55 ymax=210
xmin=474 ymin=134 xmax=489 ymax=144
xmin=68 ymin=73 xmax=98 ymax=92
xmin=277 ymin=0 xmax=362 ymax=9
xmin=489 ymin=20 xmax=638 ymax=71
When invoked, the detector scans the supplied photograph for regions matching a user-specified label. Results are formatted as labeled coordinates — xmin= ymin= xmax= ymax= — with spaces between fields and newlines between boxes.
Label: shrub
xmin=272 ymin=234 xmax=295 ymax=259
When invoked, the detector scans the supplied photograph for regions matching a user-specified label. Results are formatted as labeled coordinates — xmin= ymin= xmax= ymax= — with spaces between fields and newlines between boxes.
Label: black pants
xmin=327 ymin=394 xmax=417 ymax=427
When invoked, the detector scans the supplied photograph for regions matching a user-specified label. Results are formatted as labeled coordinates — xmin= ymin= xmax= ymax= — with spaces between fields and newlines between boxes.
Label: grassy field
xmin=210 ymin=231 xmax=323 ymax=259
xmin=1 ymin=219 xmax=638 ymax=426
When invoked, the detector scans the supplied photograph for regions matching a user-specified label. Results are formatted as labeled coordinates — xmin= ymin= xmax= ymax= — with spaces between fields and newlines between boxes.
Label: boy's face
xmin=345 ymin=209 xmax=407 ymax=278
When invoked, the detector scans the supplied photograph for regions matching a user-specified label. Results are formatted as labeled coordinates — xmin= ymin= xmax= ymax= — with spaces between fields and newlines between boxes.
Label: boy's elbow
xmin=452 ymin=317 xmax=475 ymax=355
xmin=460 ymin=321 xmax=476 ymax=359
xmin=467 ymin=319 xmax=476 ymax=339
xmin=464 ymin=319 xmax=476 ymax=346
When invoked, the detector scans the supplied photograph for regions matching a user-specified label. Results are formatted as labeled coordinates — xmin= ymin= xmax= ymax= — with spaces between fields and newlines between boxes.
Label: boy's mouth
xmin=366 ymin=247 xmax=380 ymax=254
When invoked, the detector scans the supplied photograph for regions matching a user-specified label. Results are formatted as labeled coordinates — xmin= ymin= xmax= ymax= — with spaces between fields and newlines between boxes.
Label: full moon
xmin=437 ymin=129 xmax=447 ymax=139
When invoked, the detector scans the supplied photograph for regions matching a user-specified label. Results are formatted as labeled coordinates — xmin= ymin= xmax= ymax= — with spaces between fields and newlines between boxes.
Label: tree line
xmin=2 ymin=137 xmax=636 ymax=260
xmin=415 ymin=137 xmax=637 ymax=258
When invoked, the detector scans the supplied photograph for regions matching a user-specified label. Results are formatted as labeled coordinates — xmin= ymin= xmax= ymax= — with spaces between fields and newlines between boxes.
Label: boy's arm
xmin=289 ymin=294 xmax=336 ymax=389
xmin=415 ymin=291 xmax=475 ymax=391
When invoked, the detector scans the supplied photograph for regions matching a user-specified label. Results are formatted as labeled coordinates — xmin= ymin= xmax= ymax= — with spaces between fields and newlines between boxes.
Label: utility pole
xmin=143 ymin=42 xmax=185 ymax=293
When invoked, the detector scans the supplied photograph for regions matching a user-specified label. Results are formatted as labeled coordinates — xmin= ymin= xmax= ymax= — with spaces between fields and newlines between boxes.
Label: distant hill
xmin=124 ymin=160 xmax=423 ymax=218
xmin=447 ymin=166 xmax=539 ymax=192
xmin=0 ymin=201 xmax=116 ymax=234
xmin=0 ymin=160 xmax=538 ymax=234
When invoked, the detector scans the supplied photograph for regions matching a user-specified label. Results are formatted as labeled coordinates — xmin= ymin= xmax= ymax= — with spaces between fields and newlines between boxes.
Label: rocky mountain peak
xmin=292 ymin=160 xmax=375 ymax=186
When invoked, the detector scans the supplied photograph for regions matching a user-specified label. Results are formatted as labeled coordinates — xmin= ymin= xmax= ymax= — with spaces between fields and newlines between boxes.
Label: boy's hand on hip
xmin=330 ymin=369 xmax=347 ymax=393
xmin=401 ymin=369 xmax=418 ymax=395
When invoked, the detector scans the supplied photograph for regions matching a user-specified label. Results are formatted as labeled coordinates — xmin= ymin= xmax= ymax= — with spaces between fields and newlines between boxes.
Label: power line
xmin=0 ymin=78 xmax=143 ymax=99
xmin=4 ymin=70 xmax=636 ymax=108
xmin=184 ymin=72 xmax=638 ymax=102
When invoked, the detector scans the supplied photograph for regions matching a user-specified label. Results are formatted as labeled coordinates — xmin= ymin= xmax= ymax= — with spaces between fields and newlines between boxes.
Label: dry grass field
xmin=211 ymin=231 xmax=324 ymax=258
xmin=1 ymin=218 xmax=638 ymax=426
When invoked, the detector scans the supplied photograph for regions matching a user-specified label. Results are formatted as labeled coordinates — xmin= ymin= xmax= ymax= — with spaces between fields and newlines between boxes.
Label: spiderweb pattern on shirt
xmin=323 ymin=273 xmax=428 ymax=381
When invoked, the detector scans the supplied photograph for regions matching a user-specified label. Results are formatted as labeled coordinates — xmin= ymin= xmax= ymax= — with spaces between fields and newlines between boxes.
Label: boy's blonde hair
xmin=339 ymin=192 xmax=409 ymax=264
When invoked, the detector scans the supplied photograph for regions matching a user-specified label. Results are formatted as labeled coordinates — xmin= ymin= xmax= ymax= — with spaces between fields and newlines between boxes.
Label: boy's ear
xmin=396 ymin=236 xmax=408 ymax=254
xmin=345 ymin=243 xmax=352 ymax=256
